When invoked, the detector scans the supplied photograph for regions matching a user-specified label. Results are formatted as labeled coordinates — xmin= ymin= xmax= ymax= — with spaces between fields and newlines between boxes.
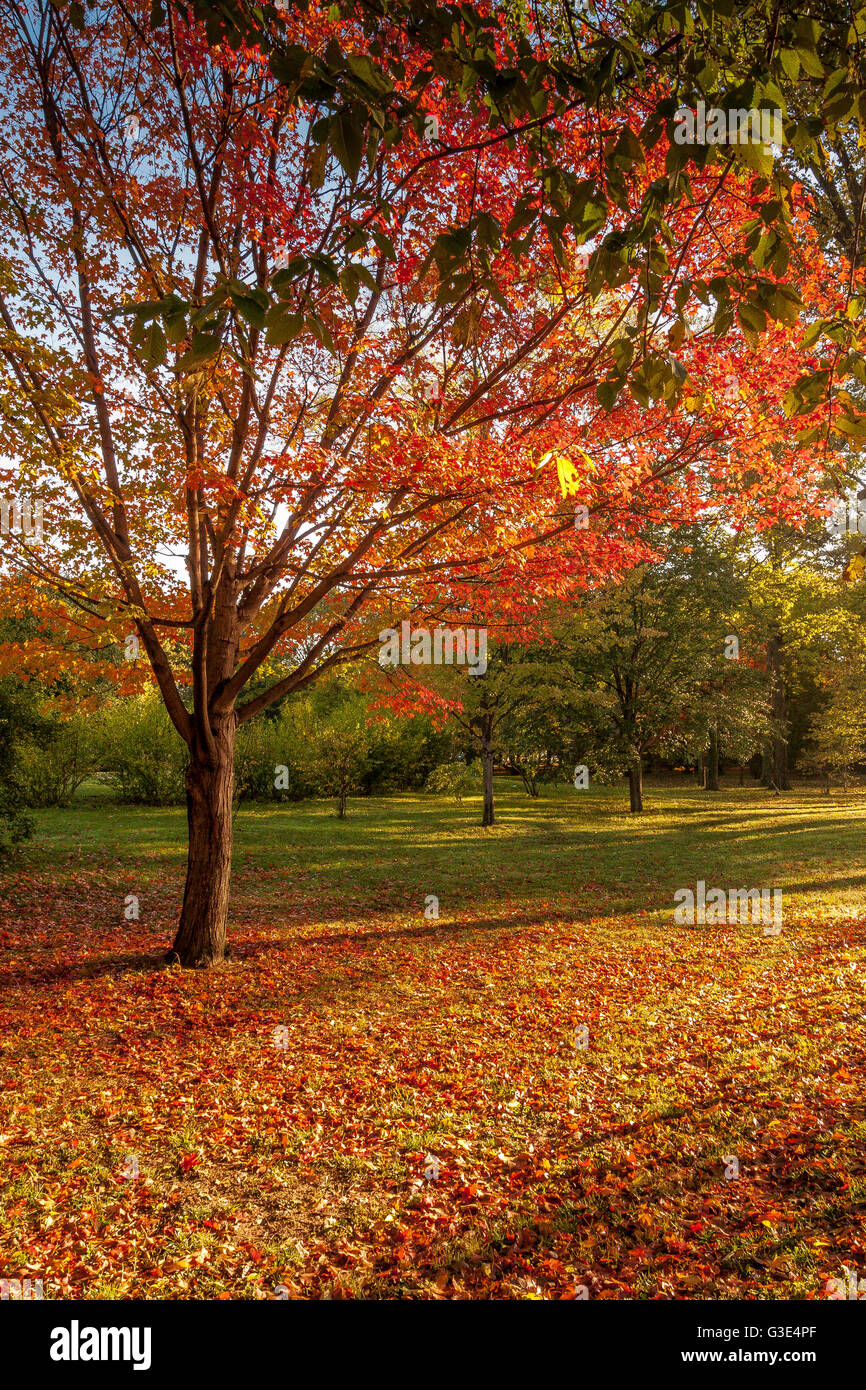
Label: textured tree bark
xmin=481 ymin=715 xmax=495 ymax=826
xmin=628 ymin=759 xmax=643 ymax=813
xmin=170 ymin=717 xmax=236 ymax=968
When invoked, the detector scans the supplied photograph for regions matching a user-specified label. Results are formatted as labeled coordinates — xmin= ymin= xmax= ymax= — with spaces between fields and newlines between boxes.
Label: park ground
xmin=0 ymin=780 xmax=864 ymax=1299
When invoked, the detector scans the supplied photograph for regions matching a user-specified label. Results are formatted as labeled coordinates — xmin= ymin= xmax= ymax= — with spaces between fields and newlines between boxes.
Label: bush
xmin=425 ymin=760 xmax=478 ymax=802
xmin=234 ymin=708 xmax=313 ymax=803
xmin=300 ymin=705 xmax=373 ymax=816
xmin=232 ymin=687 xmax=451 ymax=806
xmin=0 ymin=678 xmax=42 ymax=854
xmin=361 ymin=714 xmax=451 ymax=793
xmin=16 ymin=711 xmax=101 ymax=807
xmin=0 ymin=788 xmax=34 ymax=858
xmin=99 ymin=693 xmax=187 ymax=804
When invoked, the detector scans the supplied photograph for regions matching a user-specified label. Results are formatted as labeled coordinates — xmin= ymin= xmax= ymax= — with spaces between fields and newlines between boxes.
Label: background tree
xmin=301 ymin=702 xmax=373 ymax=816
xmin=804 ymin=651 xmax=866 ymax=791
xmin=381 ymin=644 xmax=540 ymax=827
xmin=561 ymin=539 xmax=732 ymax=811
xmin=731 ymin=521 xmax=860 ymax=790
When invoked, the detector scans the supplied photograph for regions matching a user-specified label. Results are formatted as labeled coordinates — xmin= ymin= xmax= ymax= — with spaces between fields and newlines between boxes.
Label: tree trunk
xmin=481 ymin=716 xmax=495 ymax=826
xmin=696 ymin=752 xmax=704 ymax=787
xmin=760 ymin=739 xmax=772 ymax=787
xmin=170 ymin=718 xmax=236 ymax=968
xmin=738 ymin=764 xmax=745 ymax=787
xmin=705 ymin=726 xmax=720 ymax=790
xmin=628 ymin=758 xmax=643 ymax=813
xmin=771 ymin=729 xmax=790 ymax=790
xmin=767 ymin=631 xmax=791 ymax=790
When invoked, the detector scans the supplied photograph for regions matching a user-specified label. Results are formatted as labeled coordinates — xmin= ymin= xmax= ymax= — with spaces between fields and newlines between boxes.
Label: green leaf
xmin=309 ymin=254 xmax=340 ymax=287
xmin=229 ymin=285 xmax=268 ymax=331
xmin=369 ymin=229 xmax=397 ymax=261
xmin=164 ymin=311 xmax=188 ymax=345
xmin=737 ymin=301 xmax=767 ymax=334
xmin=176 ymin=333 xmax=221 ymax=371
xmin=308 ymin=141 xmax=328 ymax=191
xmin=137 ymin=320 xmax=166 ymax=367
xmin=269 ymin=45 xmax=314 ymax=86
xmin=265 ymin=307 xmax=304 ymax=345
xmin=306 ymin=316 xmax=335 ymax=352
xmin=801 ymin=319 xmax=827 ymax=349
xmin=340 ymin=266 xmax=360 ymax=304
xmin=765 ymin=285 xmax=803 ymax=326
xmin=330 ymin=109 xmax=364 ymax=181
xmin=344 ymin=52 xmax=391 ymax=95
xmin=784 ymin=368 xmax=829 ymax=415
xmin=794 ymin=425 xmax=822 ymax=444
xmin=796 ymin=46 xmax=825 ymax=79
xmin=823 ymin=66 xmax=850 ymax=101
xmin=597 ymin=377 xmax=621 ymax=412
xmin=272 ymin=259 xmax=308 ymax=294
xmin=835 ymin=411 xmax=866 ymax=438
xmin=735 ymin=142 xmax=775 ymax=179
xmin=779 ymin=49 xmax=800 ymax=82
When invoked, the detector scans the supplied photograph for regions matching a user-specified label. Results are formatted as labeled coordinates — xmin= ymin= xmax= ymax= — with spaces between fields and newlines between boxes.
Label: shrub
xmin=361 ymin=714 xmax=451 ymax=793
xmin=234 ymin=708 xmax=314 ymax=803
xmin=425 ymin=760 xmax=478 ymax=802
xmin=99 ymin=693 xmax=187 ymax=804
xmin=16 ymin=711 xmax=101 ymax=807
xmin=0 ymin=677 xmax=42 ymax=854
xmin=0 ymin=788 xmax=34 ymax=858
xmin=300 ymin=706 xmax=373 ymax=816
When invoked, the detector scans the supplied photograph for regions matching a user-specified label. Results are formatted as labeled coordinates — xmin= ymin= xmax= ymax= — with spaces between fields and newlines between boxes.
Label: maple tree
xmin=0 ymin=0 xmax=837 ymax=965
xmin=164 ymin=0 xmax=866 ymax=428
xmin=53 ymin=0 xmax=866 ymax=427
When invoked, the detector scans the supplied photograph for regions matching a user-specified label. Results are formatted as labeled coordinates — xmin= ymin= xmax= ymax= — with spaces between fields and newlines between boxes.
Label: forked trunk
xmin=170 ymin=718 xmax=236 ymax=968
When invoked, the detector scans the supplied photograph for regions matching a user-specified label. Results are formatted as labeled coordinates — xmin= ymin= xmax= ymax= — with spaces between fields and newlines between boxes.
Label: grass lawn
xmin=0 ymin=778 xmax=864 ymax=1299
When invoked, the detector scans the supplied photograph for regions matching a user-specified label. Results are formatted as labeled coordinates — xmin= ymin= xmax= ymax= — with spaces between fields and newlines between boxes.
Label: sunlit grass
xmin=29 ymin=777 xmax=866 ymax=924
xmin=2 ymin=777 xmax=863 ymax=1299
